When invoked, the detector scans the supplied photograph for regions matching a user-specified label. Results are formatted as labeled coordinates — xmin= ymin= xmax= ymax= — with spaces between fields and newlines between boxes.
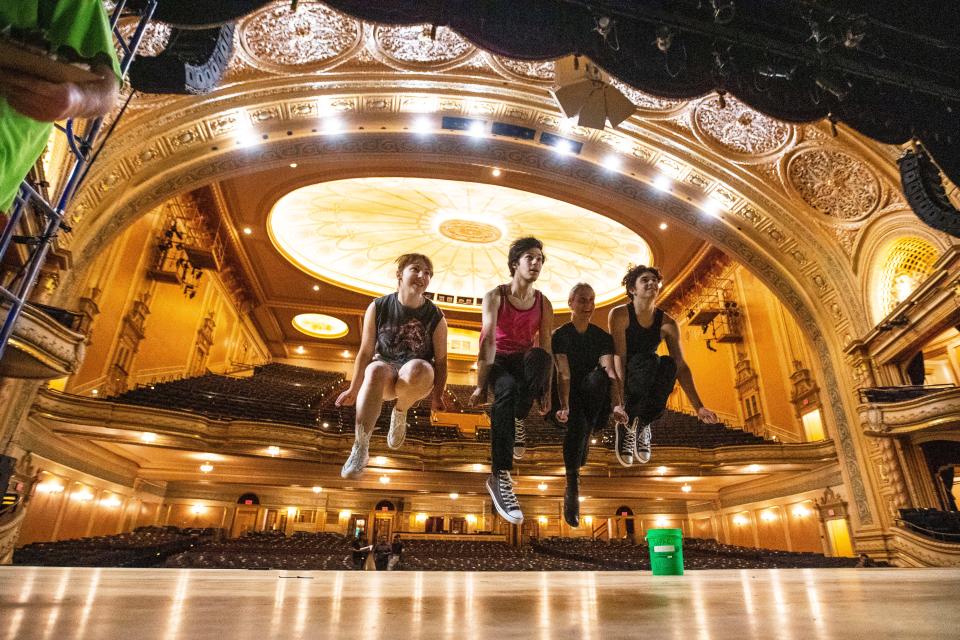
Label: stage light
xmin=468 ymin=121 xmax=485 ymax=137
xmin=323 ymin=117 xmax=344 ymax=133
xmin=340 ymin=510 xmax=351 ymax=519
xmin=322 ymin=422 xmax=330 ymax=428
xmin=653 ymin=174 xmax=672 ymax=192
xmin=554 ymin=139 xmax=574 ymax=156
xmin=412 ymin=116 xmax=433 ymax=134
xmin=602 ymin=155 xmax=622 ymax=171
xmin=550 ymin=56 xmax=636 ymax=130
xmin=141 ymin=432 xmax=157 ymax=443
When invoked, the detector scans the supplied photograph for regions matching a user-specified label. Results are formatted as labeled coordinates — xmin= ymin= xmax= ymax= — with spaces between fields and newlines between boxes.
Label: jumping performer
xmin=608 ymin=265 xmax=718 ymax=466
xmin=553 ymin=283 xmax=627 ymax=527
xmin=470 ymin=237 xmax=553 ymax=525
xmin=338 ymin=253 xmax=448 ymax=479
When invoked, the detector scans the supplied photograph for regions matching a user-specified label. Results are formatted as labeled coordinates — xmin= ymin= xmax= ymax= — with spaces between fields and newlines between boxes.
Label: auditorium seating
xmin=898 ymin=508 xmax=960 ymax=541
xmin=399 ymin=538 xmax=597 ymax=571
xmin=13 ymin=526 xmax=215 ymax=567
xmin=164 ymin=531 xmax=354 ymax=570
xmin=860 ymin=385 xmax=955 ymax=403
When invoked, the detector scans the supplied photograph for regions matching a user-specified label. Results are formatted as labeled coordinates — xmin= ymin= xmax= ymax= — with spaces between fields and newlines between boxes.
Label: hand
xmin=335 ymin=388 xmax=357 ymax=407
xmin=554 ymin=406 xmax=569 ymax=424
xmin=0 ymin=71 xmax=82 ymax=121
xmin=468 ymin=387 xmax=485 ymax=407
xmin=697 ymin=406 xmax=719 ymax=424
xmin=431 ymin=391 xmax=448 ymax=412
xmin=535 ymin=391 xmax=551 ymax=416
xmin=612 ymin=405 xmax=628 ymax=425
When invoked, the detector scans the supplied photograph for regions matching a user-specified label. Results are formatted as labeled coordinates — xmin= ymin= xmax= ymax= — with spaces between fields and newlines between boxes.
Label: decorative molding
xmin=0 ymin=301 xmax=86 ymax=380
xmin=691 ymin=94 xmax=793 ymax=161
xmin=889 ymin=525 xmax=960 ymax=567
xmin=859 ymin=387 xmax=960 ymax=437
xmin=785 ymin=146 xmax=882 ymax=222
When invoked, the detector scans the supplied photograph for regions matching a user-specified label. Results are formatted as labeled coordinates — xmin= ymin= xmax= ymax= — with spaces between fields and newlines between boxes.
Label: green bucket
xmin=645 ymin=528 xmax=684 ymax=576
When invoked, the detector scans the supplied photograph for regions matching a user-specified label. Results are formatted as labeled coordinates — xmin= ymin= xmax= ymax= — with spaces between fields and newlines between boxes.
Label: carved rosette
xmin=692 ymin=95 xmax=793 ymax=161
xmin=370 ymin=24 xmax=476 ymax=70
xmin=786 ymin=147 xmax=882 ymax=223
xmin=238 ymin=1 xmax=362 ymax=73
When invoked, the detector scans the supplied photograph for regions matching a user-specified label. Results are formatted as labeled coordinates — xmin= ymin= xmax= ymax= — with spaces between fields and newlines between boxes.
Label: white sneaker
xmin=341 ymin=429 xmax=371 ymax=479
xmin=513 ymin=418 xmax=526 ymax=459
xmin=387 ymin=408 xmax=407 ymax=449
xmin=635 ymin=421 xmax=653 ymax=464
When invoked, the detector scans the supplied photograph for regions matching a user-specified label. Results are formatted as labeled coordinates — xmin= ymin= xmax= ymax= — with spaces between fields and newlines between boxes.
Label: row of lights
xmin=234 ymin=110 xmax=728 ymax=223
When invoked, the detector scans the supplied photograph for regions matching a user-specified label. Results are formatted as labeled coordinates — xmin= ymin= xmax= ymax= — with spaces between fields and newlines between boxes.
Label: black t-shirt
xmin=552 ymin=322 xmax=614 ymax=388
xmin=373 ymin=292 xmax=443 ymax=364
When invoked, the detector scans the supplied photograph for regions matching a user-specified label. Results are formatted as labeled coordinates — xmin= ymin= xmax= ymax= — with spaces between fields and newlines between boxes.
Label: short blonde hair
xmin=568 ymin=282 xmax=594 ymax=301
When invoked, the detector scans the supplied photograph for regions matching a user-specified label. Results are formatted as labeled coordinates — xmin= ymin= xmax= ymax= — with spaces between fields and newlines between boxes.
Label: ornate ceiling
xmin=267 ymin=177 xmax=653 ymax=311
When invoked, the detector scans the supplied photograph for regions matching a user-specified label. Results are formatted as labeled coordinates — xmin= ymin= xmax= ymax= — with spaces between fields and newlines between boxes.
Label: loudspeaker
xmin=899 ymin=146 xmax=960 ymax=238
xmin=0 ymin=455 xmax=15 ymax=492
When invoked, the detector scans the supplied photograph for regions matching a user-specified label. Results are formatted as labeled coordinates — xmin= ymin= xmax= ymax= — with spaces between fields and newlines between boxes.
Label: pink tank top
xmin=494 ymin=284 xmax=542 ymax=355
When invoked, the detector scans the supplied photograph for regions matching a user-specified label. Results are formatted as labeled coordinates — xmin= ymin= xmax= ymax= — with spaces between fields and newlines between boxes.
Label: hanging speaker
xmin=898 ymin=145 xmax=960 ymax=238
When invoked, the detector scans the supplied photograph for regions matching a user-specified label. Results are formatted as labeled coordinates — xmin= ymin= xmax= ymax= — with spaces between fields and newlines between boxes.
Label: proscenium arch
xmin=54 ymin=93 xmax=881 ymax=527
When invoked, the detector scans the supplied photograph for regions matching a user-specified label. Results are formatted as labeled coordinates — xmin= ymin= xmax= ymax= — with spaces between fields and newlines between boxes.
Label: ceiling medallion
xmin=292 ymin=313 xmax=349 ymax=339
xmin=239 ymin=1 xmax=361 ymax=70
xmin=267 ymin=177 xmax=652 ymax=312
xmin=373 ymin=24 xmax=474 ymax=66
xmin=786 ymin=147 xmax=881 ymax=221
xmin=438 ymin=219 xmax=503 ymax=244
xmin=692 ymin=94 xmax=792 ymax=157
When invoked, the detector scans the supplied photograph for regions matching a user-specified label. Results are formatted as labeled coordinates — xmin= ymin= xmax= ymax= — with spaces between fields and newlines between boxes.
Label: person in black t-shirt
xmin=553 ymin=283 xmax=627 ymax=527
xmin=337 ymin=253 xmax=449 ymax=479
xmin=608 ymin=265 xmax=718 ymax=467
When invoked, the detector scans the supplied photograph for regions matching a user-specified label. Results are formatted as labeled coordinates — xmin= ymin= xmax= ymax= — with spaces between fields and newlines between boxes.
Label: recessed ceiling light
xmin=653 ymin=174 xmax=672 ymax=192
xmin=472 ymin=463 xmax=484 ymax=471
xmin=412 ymin=116 xmax=432 ymax=133
xmin=681 ymin=484 xmax=692 ymax=493
xmin=289 ymin=162 xmax=298 ymax=168
xmin=341 ymin=350 xmax=351 ymax=358
xmin=449 ymin=492 xmax=459 ymax=500
xmin=659 ymin=222 xmax=668 ymax=230
xmin=267 ymin=446 xmax=280 ymax=456
xmin=468 ymin=121 xmax=485 ymax=137
xmin=379 ymin=474 xmax=390 ymax=484
xmin=295 ymin=345 xmax=305 ymax=354
xmin=200 ymin=463 xmax=213 ymax=473
xmin=141 ymin=432 xmax=157 ymax=443
xmin=537 ymin=482 xmax=548 ymax=491
xmin=312 ymin=284 xmax=320 ymax=291
xmin=242 ymin=227 xmax=252 ymax=235
xmin=375 ymin=456 xmax=387 ymax=465
xmin=602 ymin=155 xmax=622 ymax=171
xmin=324 ymin=118 xmax=344 ymax=133
xmin=491 ymin=168 xmax=502 ymax=177
xmin=312 ymin=486 xmax=323 ymax=493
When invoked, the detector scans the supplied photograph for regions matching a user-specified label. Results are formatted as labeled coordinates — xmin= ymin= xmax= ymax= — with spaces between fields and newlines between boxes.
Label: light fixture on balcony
xmin=200 ymin=463 xmax=213 ymax=473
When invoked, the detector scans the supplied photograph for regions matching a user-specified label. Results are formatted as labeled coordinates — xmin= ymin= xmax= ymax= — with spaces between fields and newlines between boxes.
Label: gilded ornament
xmin=693 ymin=95 xmax=791 ymax=155
xmin=609 ymin=78 xmax=685 ymax=112
xmin=374 ymin=25 xmax=473 ymax=64
xmin=788 ymin=148 xmax=881 ymax=220
xmin=495 ymin=57 xmax=556 ymax=81
xmin=240 ymin=2 xmax=360 ymax=69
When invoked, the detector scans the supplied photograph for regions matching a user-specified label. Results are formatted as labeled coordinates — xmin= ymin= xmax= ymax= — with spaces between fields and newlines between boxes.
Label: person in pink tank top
xmin=469 ymin=237 xmax=554 ymax=525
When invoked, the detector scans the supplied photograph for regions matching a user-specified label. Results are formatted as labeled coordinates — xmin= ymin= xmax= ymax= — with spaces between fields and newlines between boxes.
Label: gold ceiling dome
xmin=292 ymin=313 xmax=349 ymax=339
xmin=268 ymin=176 xmax=652 ymax=311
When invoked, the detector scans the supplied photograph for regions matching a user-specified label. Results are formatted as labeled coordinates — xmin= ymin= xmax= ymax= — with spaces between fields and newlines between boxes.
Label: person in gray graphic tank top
xmin=608 ymin=265 xmax=718 ymax=467
xmin=337 ymin=253 xmax=449 ymax=479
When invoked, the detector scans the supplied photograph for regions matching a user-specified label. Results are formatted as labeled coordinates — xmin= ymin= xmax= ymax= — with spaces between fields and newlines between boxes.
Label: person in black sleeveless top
xmin=553 ymin=283 xmax=627 ymax=526
xmin=608 ymin=265 xmax=718 ymax=466
xmin=337 ymin=254 xmax=449 ymax=479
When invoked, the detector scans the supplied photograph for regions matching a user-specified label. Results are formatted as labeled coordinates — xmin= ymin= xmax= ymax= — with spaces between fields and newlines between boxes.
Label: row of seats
xmin=108 ymin=364 xmax=768 ymax=448
xmin=14 ymin=526 xmax=216 ymax=567
xmin=899 ymin=508 xmax=960 ymax=541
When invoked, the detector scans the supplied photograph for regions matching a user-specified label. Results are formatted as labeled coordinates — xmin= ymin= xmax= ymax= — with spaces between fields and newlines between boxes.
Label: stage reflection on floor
xmin=1 ymin=567 xmax=958 ymax=639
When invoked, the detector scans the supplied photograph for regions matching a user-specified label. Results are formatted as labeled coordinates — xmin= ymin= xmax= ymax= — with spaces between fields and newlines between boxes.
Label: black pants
xmin=625 ymin=353 xmax=677 ymax=424
xmin=563 ymin=368 xmax=611 ymax=477
xmin=488 ymin=348 xmax=552 ymax=471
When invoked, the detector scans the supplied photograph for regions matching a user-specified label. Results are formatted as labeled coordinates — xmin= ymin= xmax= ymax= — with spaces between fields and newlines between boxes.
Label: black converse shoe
xmin=486 ymin=470 xmax=523 ymax=525
xmin=563 ymin=475 xmax=580 ymax=527
xmin=635 ymin=421 xmax=653 ymax=464
xmin=513 ymin=418 xmax=526 ymax=459
xmin=615 ymin=418 xmax=637 ymax=467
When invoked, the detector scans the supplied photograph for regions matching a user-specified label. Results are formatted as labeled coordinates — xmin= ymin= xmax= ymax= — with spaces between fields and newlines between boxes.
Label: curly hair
xmin=621 ymin=264 xmax=662 ymax=299
xmin=507 ymin=237 xmax=545 ymax=276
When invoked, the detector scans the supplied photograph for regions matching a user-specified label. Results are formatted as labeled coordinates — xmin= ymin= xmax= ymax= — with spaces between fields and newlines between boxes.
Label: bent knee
xmin=365 ymin=361 xmax=397 ymax=381
xmin=399 ymin=359 xmax=434 ymax=382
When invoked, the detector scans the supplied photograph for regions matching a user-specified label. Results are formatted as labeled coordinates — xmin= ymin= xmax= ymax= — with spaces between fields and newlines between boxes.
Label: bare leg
xmin=355 ymin=362 xmax=398 ymax=435
xmin=394 ymin=359 xmax=435 ymax=411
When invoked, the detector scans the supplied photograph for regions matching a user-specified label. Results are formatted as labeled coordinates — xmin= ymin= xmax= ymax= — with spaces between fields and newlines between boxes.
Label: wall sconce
xmin=415 ymin=513 xmax=428 ymax=523
xmin=761 ymin=510 xmax=778 ymax=522
xmin=538 ymin=516 xmax=548 ymax=525
xmin=793 ymin=505 xmax=811 ymax=518
xmin=654 ymin=517 xmax=669 ymax=527
xmin=190 ymin=504 xmax=206 ymax=515
xmin=733 ymin=514 xmax=748 ymax=526
xmin=101 ymin=495 xmax=122 ymax=508
xmin=583 ymin=516 xmax=594 ymax=525
xmin=339 ymin=510 xmax=351 ymax=520
xmin=73 ymin=489 xmax=94 ymax=502
xmin=287 ymin=507 xmax=297 ymax=517
xmin=465 ymin=514 xmax=477 ymax=524
xmin=36 ymin=482 xmax=64 ymax=494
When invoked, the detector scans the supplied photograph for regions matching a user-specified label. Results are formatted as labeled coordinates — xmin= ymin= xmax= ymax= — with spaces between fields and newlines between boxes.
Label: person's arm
xmin=336 ymin=302 xmax=377 ymax=407
xmin=554 ymin=352 xmax=570 ymax=424
xmin=469 ymin=288 xmax=500 ymax=406
xmin=608 ymin=305 xmax=628 ymax=418
xmin=0 ymin=63 xmax=119 ymax=122
xmin=431 ymin=317 xmax=449 ymax=411
xmin=662 ymin=315 xmax=719 ymax=423
xmin=536 ymin=296 xmax=554 ymax=414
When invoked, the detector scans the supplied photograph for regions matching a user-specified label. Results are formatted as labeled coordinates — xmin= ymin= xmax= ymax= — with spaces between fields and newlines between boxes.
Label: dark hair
xmin=621 ymin=264 xmax=663 ymax=299
xmin=507 ymin=237 xmax=545 ymax=276
xmin=395 ymin=253 xmax=433 ymax=279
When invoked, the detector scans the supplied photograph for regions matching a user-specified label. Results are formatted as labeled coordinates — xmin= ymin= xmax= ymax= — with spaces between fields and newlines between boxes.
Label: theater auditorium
xmin=1 ymin=1 xmax=959 ymax=638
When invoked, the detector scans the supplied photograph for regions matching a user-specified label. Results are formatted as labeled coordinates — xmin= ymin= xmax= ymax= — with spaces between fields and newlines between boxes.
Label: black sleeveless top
xmin=373 ymin=292 xmax=443 ymax=365
xmin=626 ymin=305 xmax=664 ymax=357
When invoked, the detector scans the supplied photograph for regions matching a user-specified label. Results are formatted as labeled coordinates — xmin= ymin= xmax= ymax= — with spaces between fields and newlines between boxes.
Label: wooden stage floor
xmin=1 ymin=567 xmax=958 ymax=639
